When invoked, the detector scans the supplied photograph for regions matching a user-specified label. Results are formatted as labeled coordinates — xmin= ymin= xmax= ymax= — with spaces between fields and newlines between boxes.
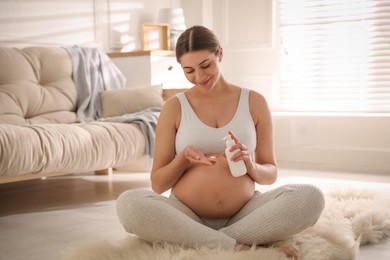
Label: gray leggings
xmin=116 ymin=184 xmax=325 ymax=250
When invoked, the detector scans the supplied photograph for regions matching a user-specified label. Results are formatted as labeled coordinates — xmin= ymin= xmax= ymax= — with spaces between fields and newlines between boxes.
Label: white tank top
xmin=175 ymin=88 xmax=257 ymax=155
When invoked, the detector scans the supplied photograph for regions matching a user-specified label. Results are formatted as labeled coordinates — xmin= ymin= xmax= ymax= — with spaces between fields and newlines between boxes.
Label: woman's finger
xmin=228 ymin=130 xmax=239 ymax=144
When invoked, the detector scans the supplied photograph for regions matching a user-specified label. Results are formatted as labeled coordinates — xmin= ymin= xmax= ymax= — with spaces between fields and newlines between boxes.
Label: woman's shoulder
xmin=232 ymin=85 xmax=263 ymax=99
xmin=246 ymin=89 xmax=271 ymax=121
xmin=230 ymin=85 xmax=267 ymax=105
xmin=244 ymin=87 xmax=261 ymax=97
xmin=162 ymin=94 xmax=181 ymax=113
xmin=246 ymin=88 xmax=267 ymax=105
xmin=159 ymin=91 xmax=185 ymax=128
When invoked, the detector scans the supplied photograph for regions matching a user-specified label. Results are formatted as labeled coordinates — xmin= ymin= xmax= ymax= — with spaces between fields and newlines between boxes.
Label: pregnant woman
xmin=116 ymin=25 xmax=325 ymax=259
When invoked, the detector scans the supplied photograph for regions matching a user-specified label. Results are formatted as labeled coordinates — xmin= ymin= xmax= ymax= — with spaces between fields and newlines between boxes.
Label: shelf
xmin=107 ymin=50 xmax=175 ymax=58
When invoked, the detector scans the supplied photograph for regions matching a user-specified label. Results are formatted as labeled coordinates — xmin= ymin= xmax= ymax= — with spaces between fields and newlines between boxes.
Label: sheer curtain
xmin=276 ymin=0 xmax=390 ymax=113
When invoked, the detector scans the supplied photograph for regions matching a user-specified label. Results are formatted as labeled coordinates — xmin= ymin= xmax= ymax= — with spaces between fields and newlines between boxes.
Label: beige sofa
xmin=0 ymin=46 xmax=167 ymax=183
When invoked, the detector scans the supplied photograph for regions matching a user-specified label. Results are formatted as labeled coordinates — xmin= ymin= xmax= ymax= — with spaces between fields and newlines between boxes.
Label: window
xmin=277 ymin=0 xmax=390 ymax=113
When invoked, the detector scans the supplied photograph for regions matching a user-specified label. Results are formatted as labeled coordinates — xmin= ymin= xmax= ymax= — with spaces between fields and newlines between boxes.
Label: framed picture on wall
xmin=142 ymin=23 xmax=170 ymax=51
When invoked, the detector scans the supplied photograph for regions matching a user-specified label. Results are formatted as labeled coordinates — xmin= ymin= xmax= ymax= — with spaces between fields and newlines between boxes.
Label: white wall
xmin=273 ymin=113 xmax=390 ymax=174
xmin=0 ymin=0 xmax=98 ymax=47
xmin=0 ymin=0 xmax=179 ymax=52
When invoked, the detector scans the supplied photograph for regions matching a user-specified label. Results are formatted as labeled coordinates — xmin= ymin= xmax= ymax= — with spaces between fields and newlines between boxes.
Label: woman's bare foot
xmin=275 ymin=245 xmax=299 ymax=260
xmin=234 ymin=243 xmax=252 ymax=251
xmin=235 ymin=243 xmax=298 ymax=259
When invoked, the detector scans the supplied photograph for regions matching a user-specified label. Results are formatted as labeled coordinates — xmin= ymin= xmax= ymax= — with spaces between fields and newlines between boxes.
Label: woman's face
xmin=179 ymin=49 xmax=222 ymax=91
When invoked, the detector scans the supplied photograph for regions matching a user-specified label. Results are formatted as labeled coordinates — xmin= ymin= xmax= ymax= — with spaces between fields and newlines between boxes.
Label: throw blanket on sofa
xmin=99 ymin=107 xmax=161 ymax=158
xmin=64 ymin=46 xmax=161 ymax=158
xmin=63 ymin=46 xmax=126 ymax=122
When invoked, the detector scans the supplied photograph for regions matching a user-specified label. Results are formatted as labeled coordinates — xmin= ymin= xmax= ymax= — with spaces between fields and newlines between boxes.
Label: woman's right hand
xmin=184 ymin=145 xmax=216 ymax=166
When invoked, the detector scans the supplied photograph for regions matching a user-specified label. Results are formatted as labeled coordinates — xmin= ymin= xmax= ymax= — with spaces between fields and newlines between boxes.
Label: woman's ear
xmin=218 ymin=47 xmax=223 ymax=62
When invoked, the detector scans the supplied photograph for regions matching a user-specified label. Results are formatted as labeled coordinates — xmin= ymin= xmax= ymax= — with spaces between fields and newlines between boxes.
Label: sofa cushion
xmin=0 ymin=122 xmax=146 ymax=175
xmin=0 ymin=47 xmax=77 ymax=125
xmin=99 ymin=85 xmax=164 ymax=118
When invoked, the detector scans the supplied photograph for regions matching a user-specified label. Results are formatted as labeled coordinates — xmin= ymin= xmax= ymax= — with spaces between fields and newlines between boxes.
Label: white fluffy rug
xmin=62 ymin=189 xmax=390 ymax=260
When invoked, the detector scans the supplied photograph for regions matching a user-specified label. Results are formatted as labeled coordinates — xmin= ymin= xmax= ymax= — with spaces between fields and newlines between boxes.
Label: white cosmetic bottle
xmin=223 ymin=135 xmax=247 ymax=177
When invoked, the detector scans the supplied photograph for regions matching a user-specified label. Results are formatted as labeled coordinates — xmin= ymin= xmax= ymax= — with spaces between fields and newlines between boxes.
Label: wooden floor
xmin=0 ymin=173 xmax=151 ymax=217
xmin=0 ymin=169 xmax=389 ymax=260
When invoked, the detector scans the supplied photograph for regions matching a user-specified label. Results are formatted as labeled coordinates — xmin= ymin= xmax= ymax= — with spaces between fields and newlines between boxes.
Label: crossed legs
xmin=116 ymin=184 xmax=325 ymax=249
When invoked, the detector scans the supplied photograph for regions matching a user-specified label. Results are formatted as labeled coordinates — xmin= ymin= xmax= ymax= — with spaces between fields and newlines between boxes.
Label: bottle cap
xmin=223 ymin=135 xmax=235 ymax=147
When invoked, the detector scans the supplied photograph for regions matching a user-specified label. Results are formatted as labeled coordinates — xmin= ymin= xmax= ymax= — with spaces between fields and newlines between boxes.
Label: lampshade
xmin=158 ymin=8 xmax=186 ymax=31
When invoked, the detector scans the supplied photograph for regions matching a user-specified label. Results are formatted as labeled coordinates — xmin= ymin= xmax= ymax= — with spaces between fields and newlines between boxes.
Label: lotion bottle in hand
xmin=223 ymin=135 xmax=247 ymax=177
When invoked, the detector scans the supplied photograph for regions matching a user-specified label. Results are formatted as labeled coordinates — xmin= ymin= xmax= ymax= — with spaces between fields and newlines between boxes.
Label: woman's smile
xmin=197 ymin=76 xmax=213 ymax=87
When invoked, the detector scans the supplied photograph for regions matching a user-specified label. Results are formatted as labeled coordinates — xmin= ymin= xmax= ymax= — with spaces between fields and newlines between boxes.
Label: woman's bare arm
xmin=150 ymin=97 xmax=187 ymax=193
xmin=246 ymin=90 xmax=278 ymax=185
xmin=150 ymin=97 xmax=215 ymax=193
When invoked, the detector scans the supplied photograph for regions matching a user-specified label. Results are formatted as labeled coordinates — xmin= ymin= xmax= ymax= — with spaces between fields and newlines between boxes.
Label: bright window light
xmin=277 ymin=0 xmax=390 ymax=113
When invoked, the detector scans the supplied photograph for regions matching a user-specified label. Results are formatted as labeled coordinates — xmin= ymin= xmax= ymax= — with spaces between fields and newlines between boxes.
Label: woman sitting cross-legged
xmin=116 ymin=25 xmax=325 ymax=260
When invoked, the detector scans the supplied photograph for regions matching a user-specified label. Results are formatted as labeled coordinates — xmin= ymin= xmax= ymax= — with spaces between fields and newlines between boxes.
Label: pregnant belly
xmin=172 ymin=153 xmax=255 ymax=218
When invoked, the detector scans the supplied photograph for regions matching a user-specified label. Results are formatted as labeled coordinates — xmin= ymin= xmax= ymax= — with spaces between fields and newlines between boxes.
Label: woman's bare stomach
xmin=172 ymin=153 xmax=255 ymax=219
